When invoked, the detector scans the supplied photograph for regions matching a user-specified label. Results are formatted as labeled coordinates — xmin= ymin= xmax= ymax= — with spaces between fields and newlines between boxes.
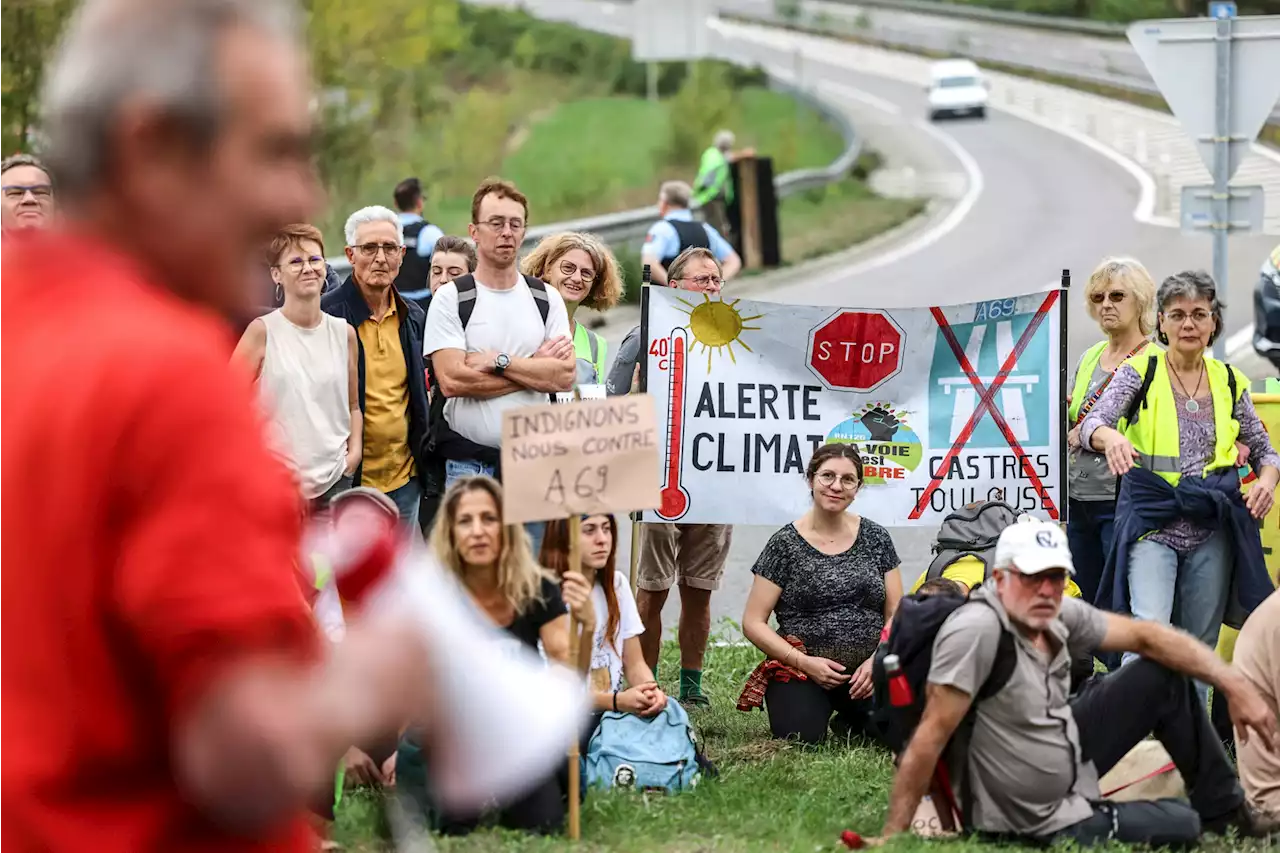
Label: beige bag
xmin=1099 ymin=740 xmax=1185 ymax=802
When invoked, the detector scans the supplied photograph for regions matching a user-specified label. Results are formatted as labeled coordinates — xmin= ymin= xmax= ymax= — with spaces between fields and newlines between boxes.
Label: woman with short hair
xmin=1083 ymin=270 xmax=1279 ymax=667
xmin=233 ymin=223 xmax=361 ymax=510
xmin=428 ymin=235 xmax=477 ymax=295
xmin=1065 ymin=257 xmax=1157 ymax=602
xmin=521 ymin=231 xmax=623 ymax=387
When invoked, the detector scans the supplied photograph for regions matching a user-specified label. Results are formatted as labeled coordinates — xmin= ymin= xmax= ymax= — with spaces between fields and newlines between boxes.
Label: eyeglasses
xmin=814 ymin=470 xmax=861 ymax=490
xmin=277 ymin=255 xmax=326 ymax=273
xmin=2 ymin=184 xmax=52 ymax=201
xmin=354 ymin=242 xmax=402 ymax=259
xmin=558 ymin=258 xmax=596 ymax=284
xmin=1164 ymin=309 xmax=1213 ymax=325
xmin=1089 ymin=290 xmax=1127 ymax=305
xmin=674 ymin=274 xmax=722 ymax=290
xmin=478 ymin=217 xmax=525 ymax=234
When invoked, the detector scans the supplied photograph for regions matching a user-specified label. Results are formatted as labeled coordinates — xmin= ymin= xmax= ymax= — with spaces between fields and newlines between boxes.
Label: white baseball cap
xmin=993 ymin=518 xmax=1075 ymax=576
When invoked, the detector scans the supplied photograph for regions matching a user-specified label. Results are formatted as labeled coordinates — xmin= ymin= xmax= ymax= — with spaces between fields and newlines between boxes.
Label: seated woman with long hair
xmin=541 ymin=514 xmax=667 ymax=739
xmin=395 ymin=475 xmax=591 ymax=835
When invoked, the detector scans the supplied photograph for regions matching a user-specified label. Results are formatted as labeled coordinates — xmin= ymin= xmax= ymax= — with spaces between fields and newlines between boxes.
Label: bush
xmin=663 ymin=62 xmax=738 ymax=165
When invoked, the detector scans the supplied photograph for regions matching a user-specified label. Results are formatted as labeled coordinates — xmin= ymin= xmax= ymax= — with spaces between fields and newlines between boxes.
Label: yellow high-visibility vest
xmin=1120 ymin=349 xmax=1244 ymax=486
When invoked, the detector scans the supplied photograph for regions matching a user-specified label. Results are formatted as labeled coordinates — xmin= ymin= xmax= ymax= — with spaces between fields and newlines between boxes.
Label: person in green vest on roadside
xmin=520 ymin=231 xmax=623 ymax=388
xmin=693 ymin=130 xmax=753 ymax=241
xmin=1064 ymin=257 xmax=1158 ymax=603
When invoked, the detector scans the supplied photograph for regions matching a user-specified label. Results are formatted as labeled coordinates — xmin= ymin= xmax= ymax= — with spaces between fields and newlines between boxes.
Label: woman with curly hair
xmin=521 ymin=231 xmax=623 ymax=387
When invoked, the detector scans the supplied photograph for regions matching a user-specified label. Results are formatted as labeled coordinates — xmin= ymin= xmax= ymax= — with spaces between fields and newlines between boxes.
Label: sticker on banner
xmin=826 ymin=402 xmax=923 ymax=485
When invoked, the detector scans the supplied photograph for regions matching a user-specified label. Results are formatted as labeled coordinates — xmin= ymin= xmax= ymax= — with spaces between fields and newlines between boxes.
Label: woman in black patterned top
xmin=741 ymin=443 xmax=903 ymax=744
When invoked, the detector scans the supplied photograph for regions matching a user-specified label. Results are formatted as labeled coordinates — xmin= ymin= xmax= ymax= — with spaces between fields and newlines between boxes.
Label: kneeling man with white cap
xmin=873 ymin=519 xmax=1277 ymax=847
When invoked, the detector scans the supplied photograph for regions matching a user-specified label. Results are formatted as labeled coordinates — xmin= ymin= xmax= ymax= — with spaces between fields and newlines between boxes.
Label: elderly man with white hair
xmin=323 ymin=204 xmax=431 ymax=528
xmin=693 ymin=129 xmax=753 ymax=239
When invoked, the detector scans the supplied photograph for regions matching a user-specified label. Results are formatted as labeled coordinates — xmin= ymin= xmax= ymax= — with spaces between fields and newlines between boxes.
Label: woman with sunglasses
xmin=1064 ymin=258 xmax=1157 ymax=602
xmin=739 ymin=443 xmax=902 ymax=745
xmin=233 ymin=223 xmax=361 ymax=510
xmin=520 ymin=232 xmax=623 ymax=387
xmin=1081 ymin=271 xmax=1279 ymax=681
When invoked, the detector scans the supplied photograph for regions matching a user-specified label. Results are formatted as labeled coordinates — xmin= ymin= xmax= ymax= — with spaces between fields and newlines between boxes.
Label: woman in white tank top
xmin=233 ymin=224 xmax=362 ymax=506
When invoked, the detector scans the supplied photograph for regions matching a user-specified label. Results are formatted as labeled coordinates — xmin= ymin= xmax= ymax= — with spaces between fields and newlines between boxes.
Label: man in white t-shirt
xmin=424 ymin=179 xmax=573 ymax=550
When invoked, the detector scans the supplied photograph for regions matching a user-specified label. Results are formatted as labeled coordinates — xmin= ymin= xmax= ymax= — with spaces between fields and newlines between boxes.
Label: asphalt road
xmin=470 ymin=0 xmax=1279 ymax=639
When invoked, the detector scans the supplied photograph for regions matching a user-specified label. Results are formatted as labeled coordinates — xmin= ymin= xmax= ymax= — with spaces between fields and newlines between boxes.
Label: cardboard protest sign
xmin=500 ymin=395 xmax=661 ymax=524
xmin=641 ymin=287 xmax=1066 ymax=526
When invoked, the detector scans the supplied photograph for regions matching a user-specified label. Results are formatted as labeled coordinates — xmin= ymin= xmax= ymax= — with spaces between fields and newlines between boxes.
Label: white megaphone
xmin=309 ymin=498 xmax=590 ymax=814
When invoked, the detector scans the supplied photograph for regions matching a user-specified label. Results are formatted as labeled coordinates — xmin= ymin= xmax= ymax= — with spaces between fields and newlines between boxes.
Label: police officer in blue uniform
xmin=641 ymin=180 xmax=742 ymax=286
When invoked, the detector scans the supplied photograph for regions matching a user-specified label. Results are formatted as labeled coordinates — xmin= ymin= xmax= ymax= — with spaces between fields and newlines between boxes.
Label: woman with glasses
xmin=1064 ymin=258 xmax=1157 ymax=603
xmin=738 ymin=443 xmax=903 ymax=745
xmin=1082 ymin=270 xmax=1279 ymax=674
xmin=233 ymin=223 xmax=361 ymax=510
xmin=520 ymin=232 xmax=623 ymax=387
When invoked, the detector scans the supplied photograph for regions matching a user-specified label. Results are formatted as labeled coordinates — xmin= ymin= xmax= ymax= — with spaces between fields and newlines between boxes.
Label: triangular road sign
xmin=1128 ymin=16 xmax=1280 ymax=180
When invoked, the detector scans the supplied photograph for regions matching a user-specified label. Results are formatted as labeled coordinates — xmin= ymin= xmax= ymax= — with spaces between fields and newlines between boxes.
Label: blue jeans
xmin=444 ymin=458 xmax=546 ymax=559
xmin=386 ymin=479 xmax=422 ymax=533
xmin=1066 ymin=498 xmax=1115 ymax=606
xmin=1125 ymin=529 xmax=1232 ymax=698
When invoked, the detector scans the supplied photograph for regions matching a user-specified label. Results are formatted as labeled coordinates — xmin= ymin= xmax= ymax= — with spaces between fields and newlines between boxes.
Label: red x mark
xmin=909 ymin=292 xmax=1061 ymax=520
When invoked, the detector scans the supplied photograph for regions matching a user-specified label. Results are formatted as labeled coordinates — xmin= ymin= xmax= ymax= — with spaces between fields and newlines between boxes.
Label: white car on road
xmin=927 ymin=59 xmax=989 ymax=121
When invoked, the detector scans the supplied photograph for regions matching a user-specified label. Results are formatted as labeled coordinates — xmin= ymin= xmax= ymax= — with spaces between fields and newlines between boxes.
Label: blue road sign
xmin=1209 ymin=1 xmax=1237 ymax=18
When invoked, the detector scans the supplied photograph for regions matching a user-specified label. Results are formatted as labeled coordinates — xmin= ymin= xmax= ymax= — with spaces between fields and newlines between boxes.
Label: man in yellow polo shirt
xmin=323 ymin=206 xmax=431 ymax=528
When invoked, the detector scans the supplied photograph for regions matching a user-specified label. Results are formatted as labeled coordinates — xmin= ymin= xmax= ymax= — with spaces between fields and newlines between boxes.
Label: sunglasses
xmin=1089 ymin=290 xmax=1128 ymax=305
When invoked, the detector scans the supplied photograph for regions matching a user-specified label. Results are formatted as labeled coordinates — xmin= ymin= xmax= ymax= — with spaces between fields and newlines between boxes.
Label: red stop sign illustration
xmin=807 ymin=310 xmax=905 ymax=392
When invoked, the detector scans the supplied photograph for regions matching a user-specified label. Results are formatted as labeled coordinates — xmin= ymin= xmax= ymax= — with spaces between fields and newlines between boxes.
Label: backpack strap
xmin=525 ymin=275 xmax=551 ymax=325
xmin=453 ymin=274 xmax=477 ymax=329
xmin=1225 ymin=361 xmax=1239 ymax=405
xmin=588 ymin=327 xmax=599 ymax=364
xmin=1122 ymin=354 xmax=1159 ymax=426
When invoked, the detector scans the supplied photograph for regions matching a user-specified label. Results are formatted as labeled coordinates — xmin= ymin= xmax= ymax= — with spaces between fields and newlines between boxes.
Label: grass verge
xmin=330 ymin=633 xmax=1267 ymax=852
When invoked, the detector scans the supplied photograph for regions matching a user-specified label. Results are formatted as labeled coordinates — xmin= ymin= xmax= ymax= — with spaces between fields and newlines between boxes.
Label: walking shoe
xmin=1203 ymin=803 xmax=1273 ymax=838
xmin=679 ymin=693 xmax=711 ymax=710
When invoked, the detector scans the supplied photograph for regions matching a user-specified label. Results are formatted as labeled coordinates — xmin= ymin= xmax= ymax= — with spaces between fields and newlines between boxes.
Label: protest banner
xmin=639 ymin=283 xmax=1067 ymax=527
xmin=500 ymin=394 xmax=660 ymax=839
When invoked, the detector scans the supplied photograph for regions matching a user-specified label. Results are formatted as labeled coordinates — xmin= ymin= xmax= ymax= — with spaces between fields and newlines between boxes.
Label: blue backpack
xmin=583 ymin=702 xmax=701 ymax=794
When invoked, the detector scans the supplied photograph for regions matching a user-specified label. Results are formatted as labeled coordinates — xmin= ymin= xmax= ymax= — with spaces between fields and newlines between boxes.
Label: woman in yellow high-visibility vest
xmin=520 ymin=232 xmax=623 ymax=389
xmin=1065 ymin=258 xmax=1158 ymax=603
xmin=1081 ymin=271 xmax=1280 ymax=675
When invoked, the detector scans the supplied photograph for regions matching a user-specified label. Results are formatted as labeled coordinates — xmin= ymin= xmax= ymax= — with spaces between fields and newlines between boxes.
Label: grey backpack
xmin=924 ymin=501 xmax=1023 ymax=583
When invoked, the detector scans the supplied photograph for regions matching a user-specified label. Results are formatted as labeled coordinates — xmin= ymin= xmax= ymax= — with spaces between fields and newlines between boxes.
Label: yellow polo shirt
xmin=357 ymin=299 xmax=413 ymax=493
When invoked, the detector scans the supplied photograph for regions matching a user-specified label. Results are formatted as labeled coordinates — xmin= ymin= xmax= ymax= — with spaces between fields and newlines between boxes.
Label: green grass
xmin=329 ymin=632 xmax=1268 ymax=852
xmin=325 ymin=85 xmax=848 ymax=243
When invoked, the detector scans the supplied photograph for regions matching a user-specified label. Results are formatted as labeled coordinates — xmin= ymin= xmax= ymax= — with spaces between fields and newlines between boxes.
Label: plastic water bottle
xmin=884 ymin=653 xmax=914 ymax=708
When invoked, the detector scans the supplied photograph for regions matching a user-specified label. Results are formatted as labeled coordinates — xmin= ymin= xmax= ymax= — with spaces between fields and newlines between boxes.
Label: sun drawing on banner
xmin=674 ymin=295 xmax=763 ymax=370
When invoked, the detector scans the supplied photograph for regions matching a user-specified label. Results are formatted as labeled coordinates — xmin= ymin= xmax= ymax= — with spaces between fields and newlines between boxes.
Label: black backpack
xmin=871 ymin=593 xmax=1016 ymax=829
xmin=923 ymin=500 xmax=1022 ymax=585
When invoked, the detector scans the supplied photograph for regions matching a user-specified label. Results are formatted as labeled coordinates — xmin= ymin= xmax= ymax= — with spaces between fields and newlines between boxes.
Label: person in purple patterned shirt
xmin=1081 ymin=270 xmax=1279 ymax=668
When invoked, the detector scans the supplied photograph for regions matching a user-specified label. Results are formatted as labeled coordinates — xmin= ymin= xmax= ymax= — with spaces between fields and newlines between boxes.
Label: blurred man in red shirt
xmin=1 ymin=1 xmax=431 ymax=850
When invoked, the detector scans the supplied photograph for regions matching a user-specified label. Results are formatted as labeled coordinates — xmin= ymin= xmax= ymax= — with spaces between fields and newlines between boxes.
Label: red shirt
xmin=1 ymin=233 xmax=317 ymax=853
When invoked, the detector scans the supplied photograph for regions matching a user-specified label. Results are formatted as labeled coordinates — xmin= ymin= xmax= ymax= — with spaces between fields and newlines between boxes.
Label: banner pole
xmin=566 ymin=514 xmax=584 ymax=842
xmin=1059 ymin=268 xmax=1071 ymax=527
xmin=632 ymin=268 xmax=652 ymax=594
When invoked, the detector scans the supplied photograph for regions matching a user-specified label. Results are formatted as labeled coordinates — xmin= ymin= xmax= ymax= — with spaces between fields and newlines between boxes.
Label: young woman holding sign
xmin=396 ymin=476 xmax=594 ymax=835
xmin=739 ymin=443 xmax=903 ymax=745
xmin=541 ymin=514 xmax=667 ymax=737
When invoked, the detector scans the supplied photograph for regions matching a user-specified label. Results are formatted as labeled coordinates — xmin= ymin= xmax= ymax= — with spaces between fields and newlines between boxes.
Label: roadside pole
xmin=1211 ymin=14 xmax=1232 ymax=359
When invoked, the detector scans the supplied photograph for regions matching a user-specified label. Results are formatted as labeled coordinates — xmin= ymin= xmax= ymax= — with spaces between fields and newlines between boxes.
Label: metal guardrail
xmin=325 ymin=78 xmax=862 ymax=278
xmin=811 ymin=0 xmax=1127 ymax=37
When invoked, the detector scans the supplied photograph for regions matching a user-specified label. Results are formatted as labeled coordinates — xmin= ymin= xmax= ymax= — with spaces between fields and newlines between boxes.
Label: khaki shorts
xmin=637 ymin=523 xmax=733 ymax=592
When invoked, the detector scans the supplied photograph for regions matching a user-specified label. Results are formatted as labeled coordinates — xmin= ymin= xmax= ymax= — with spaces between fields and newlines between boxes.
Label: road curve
xmin=466 ymin=0 xmax=1279 ymax=637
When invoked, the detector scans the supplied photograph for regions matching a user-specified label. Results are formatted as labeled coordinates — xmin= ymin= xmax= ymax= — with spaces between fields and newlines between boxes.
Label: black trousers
xmin=764 ymin=679 xmax=879 ymax=746
xmin=1040 ymin=658 xmax=1245 ymax=847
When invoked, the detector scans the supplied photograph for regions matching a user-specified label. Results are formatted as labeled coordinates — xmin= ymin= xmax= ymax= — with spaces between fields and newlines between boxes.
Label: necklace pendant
xmin=1185 ymin=398 xmax=1200 ymax=413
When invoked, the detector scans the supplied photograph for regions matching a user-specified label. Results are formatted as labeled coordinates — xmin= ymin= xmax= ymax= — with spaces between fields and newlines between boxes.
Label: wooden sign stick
xmin=566 ymin=514 xmax=586 ymax=841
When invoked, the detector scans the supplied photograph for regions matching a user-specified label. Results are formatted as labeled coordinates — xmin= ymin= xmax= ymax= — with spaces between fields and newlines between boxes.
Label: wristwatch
xmin=494 ymin=352 xmax=511 ymax=375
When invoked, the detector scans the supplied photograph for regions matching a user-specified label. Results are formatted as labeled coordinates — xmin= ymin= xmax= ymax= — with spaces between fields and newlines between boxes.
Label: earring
xmin=274 ymin=284 xmax=283 ymax=304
